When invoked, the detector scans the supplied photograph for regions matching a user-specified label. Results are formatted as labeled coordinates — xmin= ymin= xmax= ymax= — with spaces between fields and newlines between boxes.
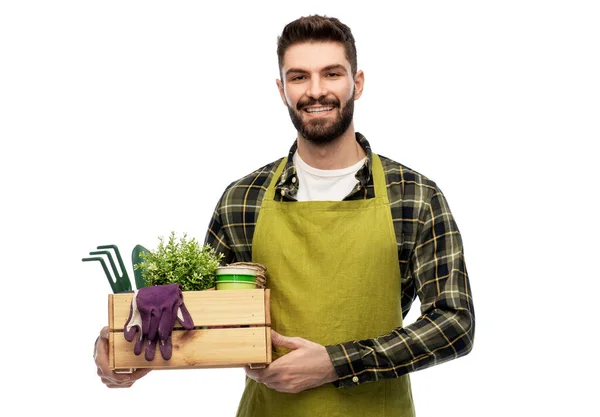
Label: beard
xmin=287 ymin=93 xmax=354 ymax=145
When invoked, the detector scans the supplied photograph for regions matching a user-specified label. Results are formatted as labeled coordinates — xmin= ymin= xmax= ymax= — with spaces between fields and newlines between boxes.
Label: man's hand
xmin=245 ymin=329 xmax=338 ymax=394
xmin=95 ymin=326 xmax=152 ymax=388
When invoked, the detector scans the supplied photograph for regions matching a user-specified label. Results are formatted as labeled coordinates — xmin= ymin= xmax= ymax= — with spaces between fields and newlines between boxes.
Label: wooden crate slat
xmin=108 ymin=331 xmax=115 ymax=369
xmin=112 ymin=327 xmax=267 ymax=370
xmin=110 ymin=289 xmax=266 ymax=329
xmin=265 ymin=326 xmax=272 ymax=365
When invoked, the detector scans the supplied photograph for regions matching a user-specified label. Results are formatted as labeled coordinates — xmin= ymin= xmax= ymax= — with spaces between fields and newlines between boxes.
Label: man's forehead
xmin=282 ymin=41 xmax=350 ymax=74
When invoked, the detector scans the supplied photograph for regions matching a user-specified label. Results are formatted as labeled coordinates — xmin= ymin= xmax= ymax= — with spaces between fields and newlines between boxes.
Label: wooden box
xmin=108 ymin=289 xmax=271 ymax=372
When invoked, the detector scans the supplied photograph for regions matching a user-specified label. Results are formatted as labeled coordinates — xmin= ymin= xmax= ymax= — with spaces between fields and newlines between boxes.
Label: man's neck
xmin=296 ymin=125 xmax=366 ymax=170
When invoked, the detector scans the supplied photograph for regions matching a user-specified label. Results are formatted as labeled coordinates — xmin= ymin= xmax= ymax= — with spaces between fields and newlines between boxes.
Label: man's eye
xmin=326 ymin=73 xmax=340 ymax=77
xmin=291 ymin=75 xmax=306 ymax=81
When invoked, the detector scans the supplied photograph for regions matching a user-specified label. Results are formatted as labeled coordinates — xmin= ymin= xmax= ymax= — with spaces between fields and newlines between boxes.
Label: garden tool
xmin=82 ymin=244 xmax=150 ymax=293
xmin=82 ymin=244 xmax=132 ymax=293
xmin=131 ymin=244 xmax=149 ymax=290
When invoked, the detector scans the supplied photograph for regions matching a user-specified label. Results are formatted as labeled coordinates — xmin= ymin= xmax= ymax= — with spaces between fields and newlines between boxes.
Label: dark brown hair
xmin=277 ymin=15 xmax=357 ymax=78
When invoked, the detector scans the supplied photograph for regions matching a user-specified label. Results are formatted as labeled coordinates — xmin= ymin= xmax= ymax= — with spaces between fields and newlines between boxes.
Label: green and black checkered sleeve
xmin=204 ymin=160 xmax=279 ymax=264
xmin=326 ymin=183 xmax=475 ymax=387
xmin=204 ymin=188 xmax=236 ymax=265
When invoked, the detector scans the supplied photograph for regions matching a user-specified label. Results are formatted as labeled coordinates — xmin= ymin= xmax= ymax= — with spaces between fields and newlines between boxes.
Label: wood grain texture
xmin=265 ymin=326 xmax=272 ymax=365
xmin=111 ymin=327 xmax=267 ymax=370
xmin=264 ymin=289 xmax=271 ymax=326
xmin=109 ymin=289 xmax=266 ymax=329
xmin=108 ymin=289 xmax=272 ymax=370
xmin=108 ymin=330 xmax=115 ymax=369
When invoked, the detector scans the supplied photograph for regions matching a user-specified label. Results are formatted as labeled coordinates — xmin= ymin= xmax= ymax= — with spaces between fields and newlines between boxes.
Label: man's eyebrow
xmin=321 ymin=64 xmax=348 ymax=73
xmin=285 ymin=68 xmax=309 ymax=76
xmin=285 ymin=64 xmax=348 ymax=76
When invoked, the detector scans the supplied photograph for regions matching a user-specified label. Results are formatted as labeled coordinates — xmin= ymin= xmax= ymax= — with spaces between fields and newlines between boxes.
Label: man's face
xmin=277 ymin=42 xmax=364 ymax=144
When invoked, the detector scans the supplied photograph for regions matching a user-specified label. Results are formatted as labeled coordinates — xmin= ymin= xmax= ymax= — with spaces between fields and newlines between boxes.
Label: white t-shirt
xmin=293 ymin=151 xmax=366 ymax=202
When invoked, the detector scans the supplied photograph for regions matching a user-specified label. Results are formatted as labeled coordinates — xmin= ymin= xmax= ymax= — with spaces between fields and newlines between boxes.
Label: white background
xmin=1 ymin=1 xmax=598 ymax=416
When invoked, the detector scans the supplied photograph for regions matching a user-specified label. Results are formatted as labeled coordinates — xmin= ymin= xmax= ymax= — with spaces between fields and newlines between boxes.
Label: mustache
xmin=296 ymin=97 xmax=340 ymax=111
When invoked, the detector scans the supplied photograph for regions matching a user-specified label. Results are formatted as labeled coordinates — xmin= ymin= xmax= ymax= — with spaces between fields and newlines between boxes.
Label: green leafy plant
xmin=134 ymin=231 xmax=224 ymax=291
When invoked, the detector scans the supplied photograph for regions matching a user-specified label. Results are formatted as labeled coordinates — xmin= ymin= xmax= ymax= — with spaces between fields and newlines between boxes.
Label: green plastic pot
xmin=215 ymin=266 xmax=257 ymax=290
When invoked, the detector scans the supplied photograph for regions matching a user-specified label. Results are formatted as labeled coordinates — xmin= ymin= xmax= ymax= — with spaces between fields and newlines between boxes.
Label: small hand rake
xmin=82 ymin=244 xmax=133 ymax=293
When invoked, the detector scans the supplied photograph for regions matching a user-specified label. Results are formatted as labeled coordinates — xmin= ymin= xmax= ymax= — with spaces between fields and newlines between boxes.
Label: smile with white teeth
xmin=304 ymin=106 xmax=335 ymax=114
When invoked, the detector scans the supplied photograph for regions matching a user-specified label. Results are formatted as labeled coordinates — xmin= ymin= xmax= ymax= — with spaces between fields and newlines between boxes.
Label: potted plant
xmin=134 ymin=231 xmax=224 ymax=291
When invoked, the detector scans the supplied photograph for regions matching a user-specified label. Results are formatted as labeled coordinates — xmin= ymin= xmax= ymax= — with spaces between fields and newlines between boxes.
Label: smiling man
xmin=280 ymin=41 xmax=359 ymax=147
xmin=94 ymin=15 xmax=475 ymax=417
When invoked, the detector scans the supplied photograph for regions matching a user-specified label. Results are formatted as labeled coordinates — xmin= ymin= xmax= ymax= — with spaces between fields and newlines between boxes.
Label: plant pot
xmin=215 ymin=266 xmax=257 ymax=290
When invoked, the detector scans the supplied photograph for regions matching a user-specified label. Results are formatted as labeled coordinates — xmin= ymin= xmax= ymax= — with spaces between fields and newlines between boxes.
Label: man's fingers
xmin=96 ymin=325 xmax=152 ymax=388
xmin=97 ymin=366 xmax=131 ymax=385
xmin=107 ymin=382 xmax=134 ymax=389
xmin=245 ymin=365 xmax=268 ymax=383
xmin=100 ymin=376 xmax=134 ymax=388
xmin=94 ymin=326 xmax=110 ymax=361
xmin=271 ymin=329 xmax=302 ymax=350
xmin=244 ymin=365 xmax=259 ymax=380
xmin=97 ymin=364 xmax=151 ymax=388
xmin=133 ymin=367 xmax=152 ymax=379
xmin=99 ymin=326 xmax=110 ymax=340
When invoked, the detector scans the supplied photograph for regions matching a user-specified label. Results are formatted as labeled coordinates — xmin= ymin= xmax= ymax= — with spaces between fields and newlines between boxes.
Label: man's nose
xmin=307 ymin=76 xmax=327 ymax=99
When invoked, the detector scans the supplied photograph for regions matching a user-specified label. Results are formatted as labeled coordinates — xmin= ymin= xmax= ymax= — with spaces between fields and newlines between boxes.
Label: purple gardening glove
xmin=123 ymin=284 xmax=194 ymax=361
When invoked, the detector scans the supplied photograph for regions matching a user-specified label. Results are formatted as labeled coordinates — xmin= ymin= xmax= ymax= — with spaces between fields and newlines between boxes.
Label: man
xmin=95 ymin=15 xmax=475 ymax=416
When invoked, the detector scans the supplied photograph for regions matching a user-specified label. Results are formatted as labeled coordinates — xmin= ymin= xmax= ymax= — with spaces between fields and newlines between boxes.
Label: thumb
xmin=271 ymin=329 xmax=302 ymax=350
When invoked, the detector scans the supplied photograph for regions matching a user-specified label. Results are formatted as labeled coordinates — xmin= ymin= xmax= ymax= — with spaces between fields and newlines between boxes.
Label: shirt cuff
xmin=325 ymin=342 xmax=374 ymax=388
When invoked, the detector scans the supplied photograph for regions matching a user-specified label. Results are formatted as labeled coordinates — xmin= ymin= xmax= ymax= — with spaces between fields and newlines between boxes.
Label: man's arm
xmin=326 ymin=185 xmax=475 ymax=387
xmin=204 ymin=191 xmax=235 ymax=263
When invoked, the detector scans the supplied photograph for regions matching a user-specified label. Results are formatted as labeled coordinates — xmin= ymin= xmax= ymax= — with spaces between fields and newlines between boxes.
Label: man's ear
xmin=276 ymin=79 xmax=288 ymax=106
xmin=353 ymin=70 xmax=365 ymax=100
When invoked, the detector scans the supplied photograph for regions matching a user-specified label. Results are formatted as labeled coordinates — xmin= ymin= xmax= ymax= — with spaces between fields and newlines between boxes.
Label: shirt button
xmin=281 ymin=189 xmax=286 ymax=196
xmin=291 ymin=176 xmax=297 ymax=183
xmin=352 ymin=376 xmax=359 ymax=383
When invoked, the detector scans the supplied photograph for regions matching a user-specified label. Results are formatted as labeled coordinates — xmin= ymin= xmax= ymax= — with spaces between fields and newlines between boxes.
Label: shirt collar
xmin=275 ymin=132 xmax=373 ymax=200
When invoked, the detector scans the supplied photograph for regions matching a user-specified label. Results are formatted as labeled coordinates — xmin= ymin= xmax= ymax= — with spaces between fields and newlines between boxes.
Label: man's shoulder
xmin=377 ymin=153 xmax=438 ymax=195
xmin=226 ymin=158 xmax=283 ymax=189
xmin=218 ymin=158 xmax=284 ymax=204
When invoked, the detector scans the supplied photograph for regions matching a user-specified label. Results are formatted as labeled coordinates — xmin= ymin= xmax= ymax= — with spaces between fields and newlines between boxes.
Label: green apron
xmin=237 ymin=153 xmax=415 ymax=417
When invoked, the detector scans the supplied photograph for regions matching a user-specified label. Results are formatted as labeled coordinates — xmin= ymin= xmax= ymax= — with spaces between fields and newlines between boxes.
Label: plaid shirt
xmin=205 ymin=133 xmax=475 ymax=388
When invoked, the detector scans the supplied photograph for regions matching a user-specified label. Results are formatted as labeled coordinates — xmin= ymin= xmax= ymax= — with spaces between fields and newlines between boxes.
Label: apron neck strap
xmin=370 ymin=153 xmax=388 ymax=200
xmin=265 ymin=153 xmax=387 ymax=201
xmin=265 ymin=157 xmax=289 ymax=201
